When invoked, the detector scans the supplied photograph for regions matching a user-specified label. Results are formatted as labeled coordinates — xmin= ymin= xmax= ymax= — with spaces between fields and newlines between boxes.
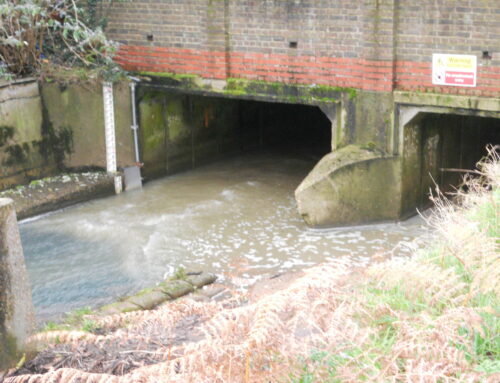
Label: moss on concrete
xmin=135 ymin=71 xmax=358 ymax=106
xmin=98 ymin=301 xmax=141 ymax=316
xmin=137 ymin=87 xmax=244 ymax=178
xmin=224 ymin=77 xmax=354 ymax=105
xmin=40 ymin=81 xmax=135 ymax=170
xmin=157 ymin=280 xmax=194 ymax=299
xmin=126 ymin=290 xmax=169 ymax=310
xmin=137 ymin=71 xmax=201 ymax=89
xmin=295 ymin=145 xmax=402 ymax=227
xmin=92 ymin=272 xmax=217 ymax=316
xmin=166 ymin=98 xmax=188 ymax=142
xmin=0 ymin=333 xmax=20 ymax=370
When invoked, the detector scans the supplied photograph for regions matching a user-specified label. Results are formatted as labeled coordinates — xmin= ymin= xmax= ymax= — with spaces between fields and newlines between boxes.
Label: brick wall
xmin=104 ymin=0 xmax=500 ymax=97
xmin=395 ymin=0 xmax=500 ymax=97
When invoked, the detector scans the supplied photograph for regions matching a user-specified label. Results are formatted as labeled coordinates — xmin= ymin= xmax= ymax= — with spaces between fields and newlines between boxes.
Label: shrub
xmin=0 ymin=0 xmax=122 ymax=80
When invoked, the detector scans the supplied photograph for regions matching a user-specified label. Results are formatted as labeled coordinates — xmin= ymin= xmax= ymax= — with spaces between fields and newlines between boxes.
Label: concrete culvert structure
xmin=402 ymin=114 xmax=500 ymax=215
xmin=136 ymin=88 xmax=332 ymax=181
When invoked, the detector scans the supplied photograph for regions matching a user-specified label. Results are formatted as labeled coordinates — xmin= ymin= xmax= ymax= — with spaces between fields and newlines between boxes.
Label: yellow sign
xmin=432 ymin=54 xmax=477 ymax=87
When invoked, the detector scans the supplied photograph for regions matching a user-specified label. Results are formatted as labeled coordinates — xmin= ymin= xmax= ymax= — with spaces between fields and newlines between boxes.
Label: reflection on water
xmin=20 ymin=151 xmax=430 ymax=322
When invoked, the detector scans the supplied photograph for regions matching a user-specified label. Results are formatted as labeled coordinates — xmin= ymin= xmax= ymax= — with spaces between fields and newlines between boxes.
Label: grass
xmin=42 ymin=307 xmax=99 ymax=333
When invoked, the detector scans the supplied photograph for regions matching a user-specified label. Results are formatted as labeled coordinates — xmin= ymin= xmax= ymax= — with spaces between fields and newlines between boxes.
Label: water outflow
xmin=20 ymin=151 xmax=430 ymax=322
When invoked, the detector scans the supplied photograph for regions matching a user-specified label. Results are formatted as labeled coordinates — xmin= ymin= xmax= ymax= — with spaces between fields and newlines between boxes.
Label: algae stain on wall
xmin=138 ymin=91 xmax=168 ymax=177
xmin=166 ymin=98 xmax=189 ymax=143
xmin=137 ymin=86 xmax=244 ymax=179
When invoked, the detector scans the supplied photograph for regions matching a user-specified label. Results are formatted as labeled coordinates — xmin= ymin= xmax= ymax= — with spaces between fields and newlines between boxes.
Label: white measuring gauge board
xmin=432 ymin=54 xmax=477 ymax=87
xmin=103 ymin=82 xmax=122 ymax=193
xmin=103 ymin=82 xmax=117 ymax=173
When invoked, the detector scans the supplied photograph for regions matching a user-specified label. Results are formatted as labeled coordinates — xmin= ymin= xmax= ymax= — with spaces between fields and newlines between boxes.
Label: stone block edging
xmin=98 ymin=272 xmax=217 ymax=316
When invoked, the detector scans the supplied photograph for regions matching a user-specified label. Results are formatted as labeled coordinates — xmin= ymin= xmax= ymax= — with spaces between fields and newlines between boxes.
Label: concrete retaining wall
xmin=0 ymin=80 xmax=53 ymax=189
xmin=0 ymin=80 xmax=136 ymax=191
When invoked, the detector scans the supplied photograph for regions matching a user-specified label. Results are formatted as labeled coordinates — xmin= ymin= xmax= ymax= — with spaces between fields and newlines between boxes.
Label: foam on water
xmin=20 ymin=151 xmax=431 ymax=322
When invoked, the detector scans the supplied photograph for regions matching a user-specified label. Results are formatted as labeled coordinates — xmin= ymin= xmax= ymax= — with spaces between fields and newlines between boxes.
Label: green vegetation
xmin=137 ymin=72 xmax=358 ymax=105
xmin=172 ymin=266 xmax=188 ymax=281
xmin=225 ymin=77 xmax=355 ymax=104
xmin=0 ymin=1 xmax=126 ymax=81
xmin=138 ymin=71 xmax=199 ymax=81
xmin=42 ymin=307 xmax=100 ymax=334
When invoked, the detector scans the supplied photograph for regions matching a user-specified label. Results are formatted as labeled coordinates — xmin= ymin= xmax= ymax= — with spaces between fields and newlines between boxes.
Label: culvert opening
xmin=137 ymin=89 xmax=332 ymax=179
xmin=238 ymin=100 xmax=332 ymax=158
xmin=404 ymin=113 xmax=500 ymax=212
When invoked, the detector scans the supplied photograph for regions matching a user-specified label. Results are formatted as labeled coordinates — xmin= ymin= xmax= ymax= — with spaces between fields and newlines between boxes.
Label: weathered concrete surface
xmin=1 ymin=80 xmax=136 ymax=191
xmin=138 ymin=87 xmax=242 ymax=179
xmin=295 ymin=145 xmax=400 ymax=227
xmin=0 ymin=198 xmax=35 ymax=370
xmin=98 ymin=272 xmax=216 ymax=316
xmin=0 ymin=80 xmax=52 ymax=190
xmin=0 ymin=81 xmax=43 ymax=137
xmin=353 ymin=92 xmax=395 ymax=152
xmin=41 ymin=81 xmax=135 ymax=170
xmin=0 ymin=172 xmax=115 ymax=220
xmin=394 ymin=92 xmax=500 ymax=116
xmin=401 ymin=113 xmax=500 ymax=218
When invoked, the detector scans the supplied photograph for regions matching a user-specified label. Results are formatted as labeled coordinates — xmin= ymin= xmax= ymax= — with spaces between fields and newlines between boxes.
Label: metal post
xmin=121 ymin=80 xmax=143 ymax=192
xmin=130 ymin=81 xmax=140 ymax=164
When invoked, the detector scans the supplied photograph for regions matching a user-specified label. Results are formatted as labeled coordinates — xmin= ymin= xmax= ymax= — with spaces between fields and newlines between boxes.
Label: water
xmin=20 ymin=150 xmax=430 ymax=322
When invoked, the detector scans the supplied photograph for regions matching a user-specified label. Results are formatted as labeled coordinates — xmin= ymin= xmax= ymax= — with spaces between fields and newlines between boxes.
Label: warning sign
xmin=432 ymin=54 xmax=477 ymax=87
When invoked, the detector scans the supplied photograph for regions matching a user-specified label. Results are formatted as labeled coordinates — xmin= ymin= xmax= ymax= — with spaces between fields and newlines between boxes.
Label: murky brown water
xmin=20 ymin=150 xmax=430 ymax=321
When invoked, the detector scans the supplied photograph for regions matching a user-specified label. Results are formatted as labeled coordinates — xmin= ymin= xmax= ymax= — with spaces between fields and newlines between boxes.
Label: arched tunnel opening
xmin=402 ymin=113 xmax=500 ymax=215
xmin=137 ymin=89 xmax=332 ymax=180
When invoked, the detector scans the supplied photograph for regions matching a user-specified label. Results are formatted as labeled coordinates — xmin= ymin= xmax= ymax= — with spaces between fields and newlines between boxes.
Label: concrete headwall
xmin=100 ymin=0 xmax=500 ymax=226
xmin=0 ymin=80 xmax=136 ymax=190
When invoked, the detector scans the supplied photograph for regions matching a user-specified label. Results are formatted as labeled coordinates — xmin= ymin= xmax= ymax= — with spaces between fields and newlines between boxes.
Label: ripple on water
xmin=20 ymin=152 xmax=431 ymax=321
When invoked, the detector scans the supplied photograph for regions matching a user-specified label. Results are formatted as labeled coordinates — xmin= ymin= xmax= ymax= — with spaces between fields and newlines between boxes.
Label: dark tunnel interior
xmin=410 ymin=113 xmax=499 ymax=210
xmin=238 ymin=100 xmax=332 ymax=158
